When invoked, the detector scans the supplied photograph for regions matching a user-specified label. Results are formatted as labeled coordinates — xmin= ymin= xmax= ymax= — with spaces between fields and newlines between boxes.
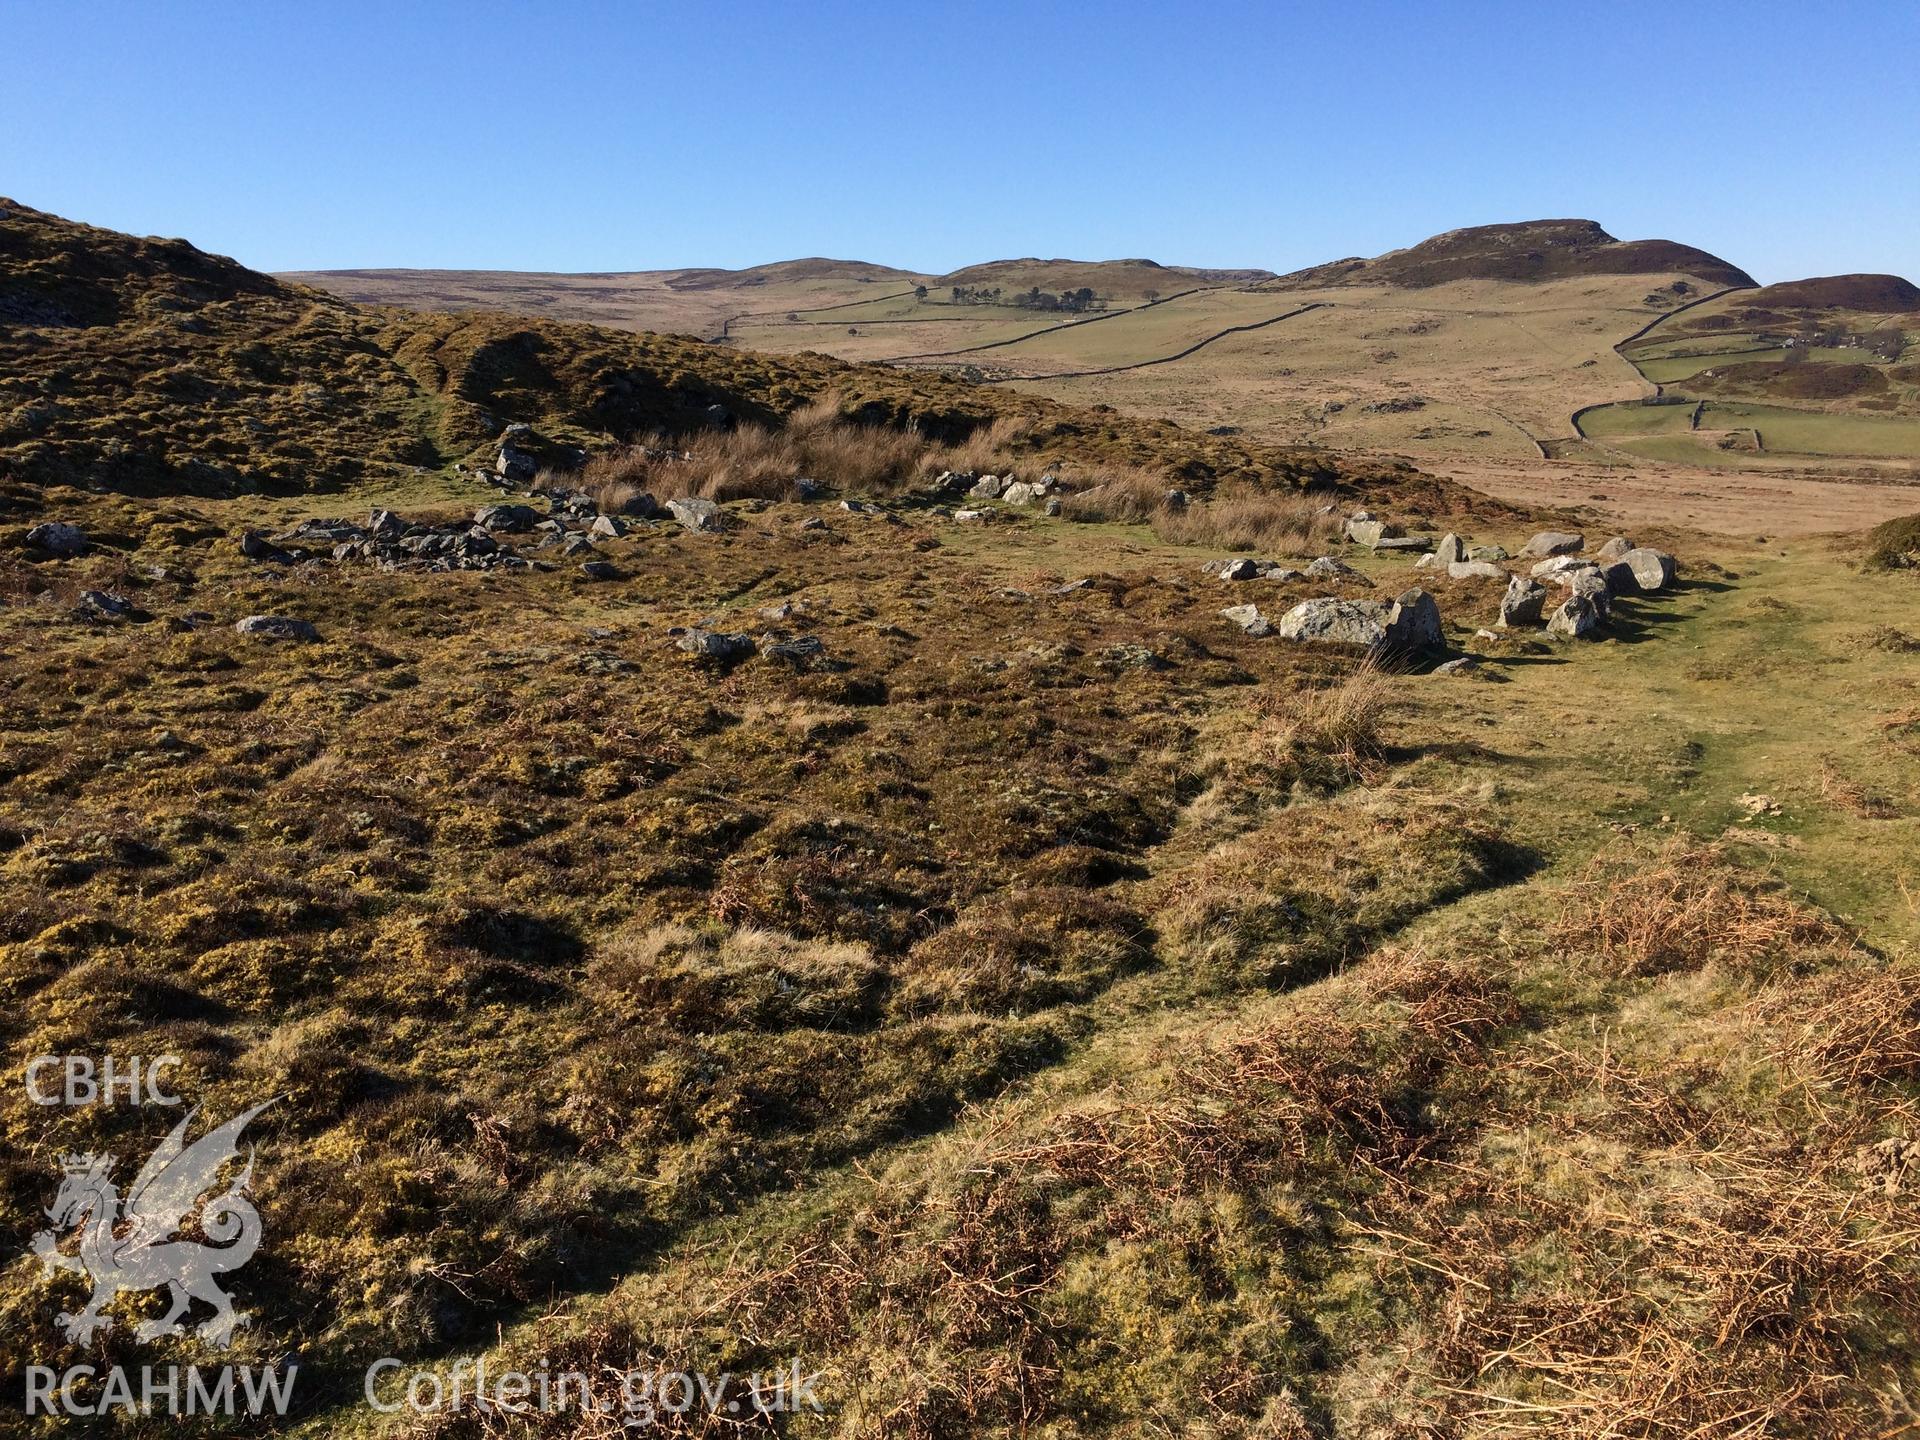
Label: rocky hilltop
xmin=1273 ymin=218 xmax=1756 ymax=290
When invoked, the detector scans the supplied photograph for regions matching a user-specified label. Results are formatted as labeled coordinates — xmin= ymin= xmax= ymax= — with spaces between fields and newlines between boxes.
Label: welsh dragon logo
xmin=30 ymin=1101 xmax=273 ymax=1348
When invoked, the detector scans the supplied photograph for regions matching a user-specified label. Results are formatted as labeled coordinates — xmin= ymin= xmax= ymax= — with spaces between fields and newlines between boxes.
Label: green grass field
xmin=1581 ymin=396 xmax=1920 ymax=461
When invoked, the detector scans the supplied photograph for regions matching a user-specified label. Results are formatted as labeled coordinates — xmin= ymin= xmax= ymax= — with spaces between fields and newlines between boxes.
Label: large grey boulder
xmin=1469 ymin=544 xmax=1511 ymax=562
xmin=665 ymin=497 xmax=724 ymax=532
xmin=1596 ymin=536 xmax=1634 ymax=563
xmin=589 ymin=515 xmax=628 ymax=539
xmin=1498 ymin=575 xmax=1548 ymax=628
xmin=1521 ymin=531 xmax=1584 ymax=558
xmin=1547 ymin=593 xmax=1604 ymax=640
xmin=1278 ymin=590 xmax=1441 ymax=654
xmin=1447 ymin=559 xmax=1506 ymax=580
xmin=1433 ymin=532 xmax=1466 ymax=566
xmin=235 ymin=615 xmax=319 ymax=642
xmin=1599 ymin=558 xmax=1637 ymax=595
xmin=25 ymin=521 xmax=88 ymax=556
xmin=968 ymin=475 xmax=1004 ymax=500
xmin=1278 ymin=597 xmax=1389 ymax=647
xmin=1623 ymin=548 xmax=1677 ymax=592
xmin=1000 ymin=481 xmax=1040 ymax=506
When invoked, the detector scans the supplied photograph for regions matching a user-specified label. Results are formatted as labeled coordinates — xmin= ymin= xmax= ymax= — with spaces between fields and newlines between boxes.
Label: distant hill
xmin=1269 ymin=220 xmax=1756 ymax=290
xmin=1742 ymin=274 xmax=1920 ymax=313
xmin=937 ymin=257 xmax=1276 ymax=298
xmin=659 ymin=257 xmax=926 ymax=291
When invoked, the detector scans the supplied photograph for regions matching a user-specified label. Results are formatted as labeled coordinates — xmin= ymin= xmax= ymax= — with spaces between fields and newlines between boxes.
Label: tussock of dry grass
xmin=1551 ymin=837 xmax=1851 ymax=977
xmin=1273 ymin=657 xmax=1394 ymax=769
xmin=571 ymin=399 xmax=1061 ymax=507
xmin=1150 ymin=490 xmax=1343 ymax=555
xmin=1056 ymin=464 xmax=1173 ymax=524
xmin=576 ymin=394 xmax=935 ymax=503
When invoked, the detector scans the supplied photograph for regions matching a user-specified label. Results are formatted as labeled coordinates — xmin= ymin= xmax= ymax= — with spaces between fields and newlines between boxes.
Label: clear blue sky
xmin=7 ymin=0 xmax=1917 ymax=284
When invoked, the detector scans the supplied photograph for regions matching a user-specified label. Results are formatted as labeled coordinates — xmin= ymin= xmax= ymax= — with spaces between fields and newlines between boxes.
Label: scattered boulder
xmin=1001 ymin=481 xmax=1040 ymax=506
xmin=952 ymin=509 xmax=990 ymax=524
xmin=1164 ymin=489 xmax=1190 ymax=511
xmin=1434 ymin=655 xmax=1479 ymax=676
xmin=1599 ymin=558 xmax=1637 ymax=594
xmin=25 ymin=521 xmax=88 ymax=556
xmin=665 ymin=497 xmax=724 ymax=532
xmin=579 ymin=560 xmax=620 ymax=581
xmin=760 ymin=634 xmax=826 ymax=665
xmin=1306 ymin=555 xmax=1362 ymax=581
xmin=1220 ymin=603 xmax=1274 ymax=637
xmin=1554 ymin=565 xmax=1613 ymax=616
xmin=1547 ymin=593 xmax=1604 ymax=640
xmin=1346 ymin=517 xmax=1402 ymax=547
xmin=496 ymin=443 xmax=540 ymax=485
xmin=617 ymin=490 xmax=662 ymax=519
xmin=75 ymin=590 xmax=135 ymax=622
xmin=1373 ymin=536 xmax=1435 ymax=553
xmin=475 ymin=504 xmax=538 ymax=533
xmin=238 ymin=529 xmax=292 ymax=562
xmin=1384 ymin=588 xmax=1445 ymax=653
xmin=792 ymin=477 xmax=825 ymax=502
xmin=235 ymin=615 xmax=319 ymax=642
xmin=1447 ymin=560 xmax=1506 ymax=580
xmin=676 ymin=628 xmax=753 ymax=660
xmin=1498 ymin=575 xmax=1548 ymax=628
xmin=1521 ymin=531 xmax=1584 ymax=558
xmin=1218 ymin=558 xmax=1264 ymax=581
xmin=1623 ymin=548 xmax=1677 ymax=592
xmin=1530 ymin=554 xmax=1593 ymax=579
xmin=589 ymin=515 xmax=627 ymax=539
xmin=1469 ymin=544 xmax=1511 ymax=562
xmin=1597 ymin=536 xmax=1634 ymax=563
xmin=1433 ymin=532 xmax=1466 ymax=566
